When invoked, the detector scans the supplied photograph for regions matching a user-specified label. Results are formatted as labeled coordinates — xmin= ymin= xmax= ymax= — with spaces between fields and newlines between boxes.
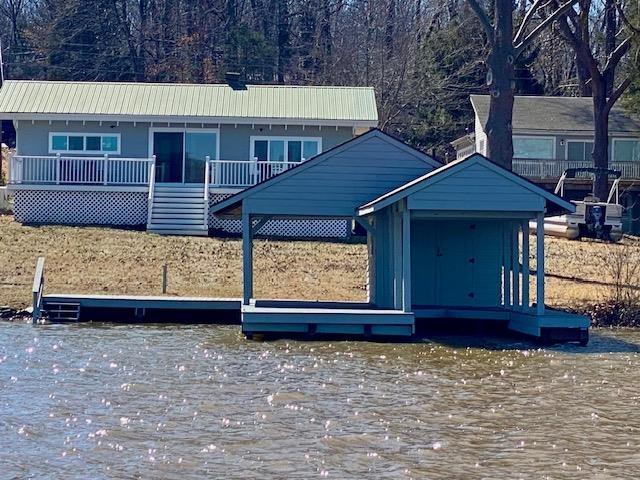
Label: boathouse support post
xmin=393 ymin=208 xmax=402 ymax=310
xmin=536 ymin=213 xmax=545 ymax=315
xmin=401 ymin=203 xmax=411 ymax=313
xmin=521 ymin=219 xmax=530 ymax=311
xmin=242 ymin=212 xmax=253 ymax=305
xmin=512 ymin=222 xmax=520 ymax=309
xmin=503 ymin=223 xmax=512 ymax=308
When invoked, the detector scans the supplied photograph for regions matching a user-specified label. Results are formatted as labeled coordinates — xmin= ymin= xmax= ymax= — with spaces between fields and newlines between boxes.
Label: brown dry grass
xmin=0 ymin=213 xmax=635 ymax=310
xmin=1 ymin=148 xmax=8 ymax=184
xmin=0 ymin=215 xmax=367 ymax=308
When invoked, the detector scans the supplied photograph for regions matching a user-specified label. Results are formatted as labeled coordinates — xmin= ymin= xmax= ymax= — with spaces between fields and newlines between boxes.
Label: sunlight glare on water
xmin=1 ymin=323 xmax=639 ymax=479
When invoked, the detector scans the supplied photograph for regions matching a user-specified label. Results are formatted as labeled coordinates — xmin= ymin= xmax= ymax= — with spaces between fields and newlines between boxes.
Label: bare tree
xmin=466 ymin=0 xmax=578 ymax=169
xmin=553 ymin=0 xmax=639 ymax=199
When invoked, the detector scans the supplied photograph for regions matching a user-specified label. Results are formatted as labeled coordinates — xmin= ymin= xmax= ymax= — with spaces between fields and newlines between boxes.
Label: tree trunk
xmin=484 ymin=0 xmax=515 ymax=170
xmin=591 ymin=78 xmax=610 ymax=200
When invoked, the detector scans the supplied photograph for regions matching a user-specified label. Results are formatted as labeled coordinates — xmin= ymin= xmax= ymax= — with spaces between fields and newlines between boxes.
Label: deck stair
xmin=147 ymin=185 xmax=209 ymax=236
xmin=43 ymin=301 xmax=81 ymax=322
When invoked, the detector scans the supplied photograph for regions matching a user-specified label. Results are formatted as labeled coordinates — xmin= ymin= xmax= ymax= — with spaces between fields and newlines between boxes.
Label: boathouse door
xmin=411 ymin=219 xmax=502 ymax=308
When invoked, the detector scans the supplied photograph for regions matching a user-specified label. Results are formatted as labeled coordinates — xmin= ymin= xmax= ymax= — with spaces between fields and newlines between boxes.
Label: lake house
xmin=1 ymin=80 xmax=377 ymax=236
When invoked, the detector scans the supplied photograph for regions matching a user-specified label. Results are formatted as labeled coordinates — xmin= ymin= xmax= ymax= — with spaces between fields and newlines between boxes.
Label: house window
xmin=513 ymin=136 xmax=555 ymax=159
xmin=49 ymin=133 xmax=121 ymax=154
xmin=566 ymin=140 xmax=593 ymax=161
xmin=613 ymin=139 xmax=640 ymax=162
xmin=251 ymin=137 xmax=321 ymax=163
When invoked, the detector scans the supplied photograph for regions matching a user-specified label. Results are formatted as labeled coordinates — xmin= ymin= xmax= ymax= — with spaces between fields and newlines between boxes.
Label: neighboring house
xmin=1 ymin=80 xmax=377 ymax=236
xmin=454 ymin=95 xmax=640 ymax=180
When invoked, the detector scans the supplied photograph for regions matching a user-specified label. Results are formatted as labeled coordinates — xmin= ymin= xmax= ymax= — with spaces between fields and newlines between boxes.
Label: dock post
xmin=536 ymin=213 xmax=545 ymax=315
xmin=242 ymin=212 xmax=253 ymax=305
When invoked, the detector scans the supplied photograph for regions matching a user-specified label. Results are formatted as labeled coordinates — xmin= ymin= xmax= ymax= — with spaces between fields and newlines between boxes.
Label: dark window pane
xmin=86 ymin=136 xmax=101 ymax=151
xmin=51 ymin=135 xmax=67 ymax=151
xmin=269 ymin=140 xmax=285 ymax=162
xmin=102 ymin=136 xmax=118 ymax=152
xmin=567 ymin=142 xmax=585 ymax=161
xmin=303 ymin=141 xmax=318 ymax=160
xmin=69 ymin=136 xmax=84 ymax=151
xmin=288 ymin=141 xmax=302 ymax=162
xmin=254 ymin=140 xmax=268 ymax=161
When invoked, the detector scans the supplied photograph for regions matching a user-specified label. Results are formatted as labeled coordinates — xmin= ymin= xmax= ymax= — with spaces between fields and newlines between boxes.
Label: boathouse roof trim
xmin=357 ymin=153 xmax=576 ymax=216
xmin=209 ymin=129 xmax=440 ymax=216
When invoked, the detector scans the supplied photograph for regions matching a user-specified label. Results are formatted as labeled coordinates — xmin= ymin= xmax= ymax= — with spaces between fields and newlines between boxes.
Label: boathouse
xmin=211 ymin=129 xmax=590 ymax=342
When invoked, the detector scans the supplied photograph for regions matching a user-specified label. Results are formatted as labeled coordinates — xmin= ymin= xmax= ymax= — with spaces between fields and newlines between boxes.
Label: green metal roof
xmin=0 ymin=80 xmax=378 ymax=126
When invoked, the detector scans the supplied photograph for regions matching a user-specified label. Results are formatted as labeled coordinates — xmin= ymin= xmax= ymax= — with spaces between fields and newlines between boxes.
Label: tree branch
xmin=514 ymin=0 xmax=579 ymax=57
xmin=466 ymin=0 xmax=494 ymax=44
xmin=603 ymin=36 xmax=631 ymax=76
xmin=513 ymin=0 xmax=546 ymax=45
xmin=606 ymin=75 xmax=633 ymax=113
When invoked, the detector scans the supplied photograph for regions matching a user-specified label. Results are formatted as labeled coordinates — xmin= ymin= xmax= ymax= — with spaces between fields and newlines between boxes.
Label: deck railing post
xmin=103 ymin=154 xmax=109 ymax=185
xmin=204 ymin=156 xmax=210 ymax=228
xmin=55 ymin=153 xmax=61 ymax=184
xmin=252 ymin=156 xmax=259 ymax=184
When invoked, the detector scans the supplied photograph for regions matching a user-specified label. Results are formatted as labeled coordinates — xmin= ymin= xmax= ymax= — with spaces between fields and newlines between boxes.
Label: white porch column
xmin=401 ymin=206 xmax=412 ymax=313
xmin=536 ymin=213 xmax=545 ymax=315
xmin=242 ymin=212 xmax=253 ymax=305
xmin=521 ymin=219 xmax=530 ymax=311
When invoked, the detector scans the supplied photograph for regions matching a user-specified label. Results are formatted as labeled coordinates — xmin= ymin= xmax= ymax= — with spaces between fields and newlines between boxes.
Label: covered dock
xmin=211 ymin=131 xmax=590 ymax=343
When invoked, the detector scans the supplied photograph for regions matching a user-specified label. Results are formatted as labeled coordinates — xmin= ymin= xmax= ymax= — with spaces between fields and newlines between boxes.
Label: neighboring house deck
xmin=455 ymin=95 xmax=640 ymax=182
xmin=2 ymin=80 xmax=377 ymax=236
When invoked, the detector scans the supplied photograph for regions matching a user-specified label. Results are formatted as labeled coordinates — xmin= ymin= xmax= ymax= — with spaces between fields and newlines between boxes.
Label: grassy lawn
xmin=0 ymin=214 xmax=634 ymax=310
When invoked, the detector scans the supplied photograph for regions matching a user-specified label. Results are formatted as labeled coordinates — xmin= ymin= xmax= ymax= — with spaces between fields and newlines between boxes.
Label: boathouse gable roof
xmin=210 ymin=129 xmax=440 ymax=218
xmin=357 ymin=153 xmax=576 ymax=216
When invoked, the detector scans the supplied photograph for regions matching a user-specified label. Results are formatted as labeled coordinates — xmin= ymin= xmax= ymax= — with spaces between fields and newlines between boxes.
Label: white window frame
xmin=565 ymin=139 xmax=594 ymax=162
xmin=512 ymin=135 xmax=556 ymax=160
xmin=48 ymin=132 xmax=122 ymax=155
xmin=250 ymin=136 xmax=323 ymax=162
xmin=612 ymin=137 xmax=640 ymax=162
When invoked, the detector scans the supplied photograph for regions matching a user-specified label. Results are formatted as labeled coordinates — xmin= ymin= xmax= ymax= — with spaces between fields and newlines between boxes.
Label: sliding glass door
xmin=152 ymin=129 xmax=218 ymax=184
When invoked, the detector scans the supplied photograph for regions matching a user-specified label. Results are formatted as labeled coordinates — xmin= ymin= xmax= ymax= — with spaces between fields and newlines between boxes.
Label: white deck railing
xmin=9 ymin=154 xmax=155 ymax=185
xmin=209 ymin=159 xmax=300 ymax=188
xmin=513 ymin=158 xmax=640 ymax=180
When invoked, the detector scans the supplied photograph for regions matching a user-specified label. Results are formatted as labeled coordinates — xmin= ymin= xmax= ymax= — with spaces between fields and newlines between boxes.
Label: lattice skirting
xmin=209 ymin=194 xmax=349 ymax=238
xmin=13 ymin=190 xmax=148 ymax=226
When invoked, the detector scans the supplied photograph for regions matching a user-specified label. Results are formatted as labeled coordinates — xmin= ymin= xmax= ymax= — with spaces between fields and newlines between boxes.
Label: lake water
xmin=1 ymin=324 xmax=639 ymax=479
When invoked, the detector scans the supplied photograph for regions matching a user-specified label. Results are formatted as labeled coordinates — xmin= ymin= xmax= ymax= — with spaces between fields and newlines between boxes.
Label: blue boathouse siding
xmin=243 ymin=133 xmax=438 ymax=217
xmin=406 ymin=162 xmax=545 ymax=212
xmin=15 ymin=120 xmax=353 ymax=159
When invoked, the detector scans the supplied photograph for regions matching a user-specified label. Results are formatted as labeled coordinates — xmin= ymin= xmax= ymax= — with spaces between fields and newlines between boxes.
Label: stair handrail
xmin=32 ymin=257 xmax=45 ymax=324
xmin=147 ymin=155 xmax=156 ymax=227
xmin=204 ymin=156 xmax=211 ymax=230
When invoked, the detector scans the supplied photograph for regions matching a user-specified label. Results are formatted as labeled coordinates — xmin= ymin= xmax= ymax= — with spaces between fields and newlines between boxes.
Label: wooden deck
xmin=242 ymin=300 xmax=415 ymax=337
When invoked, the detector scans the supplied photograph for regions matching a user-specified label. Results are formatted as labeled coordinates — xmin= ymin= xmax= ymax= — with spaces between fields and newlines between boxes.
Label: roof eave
xmin=6 ymin=112 xmax=378 ymax=128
